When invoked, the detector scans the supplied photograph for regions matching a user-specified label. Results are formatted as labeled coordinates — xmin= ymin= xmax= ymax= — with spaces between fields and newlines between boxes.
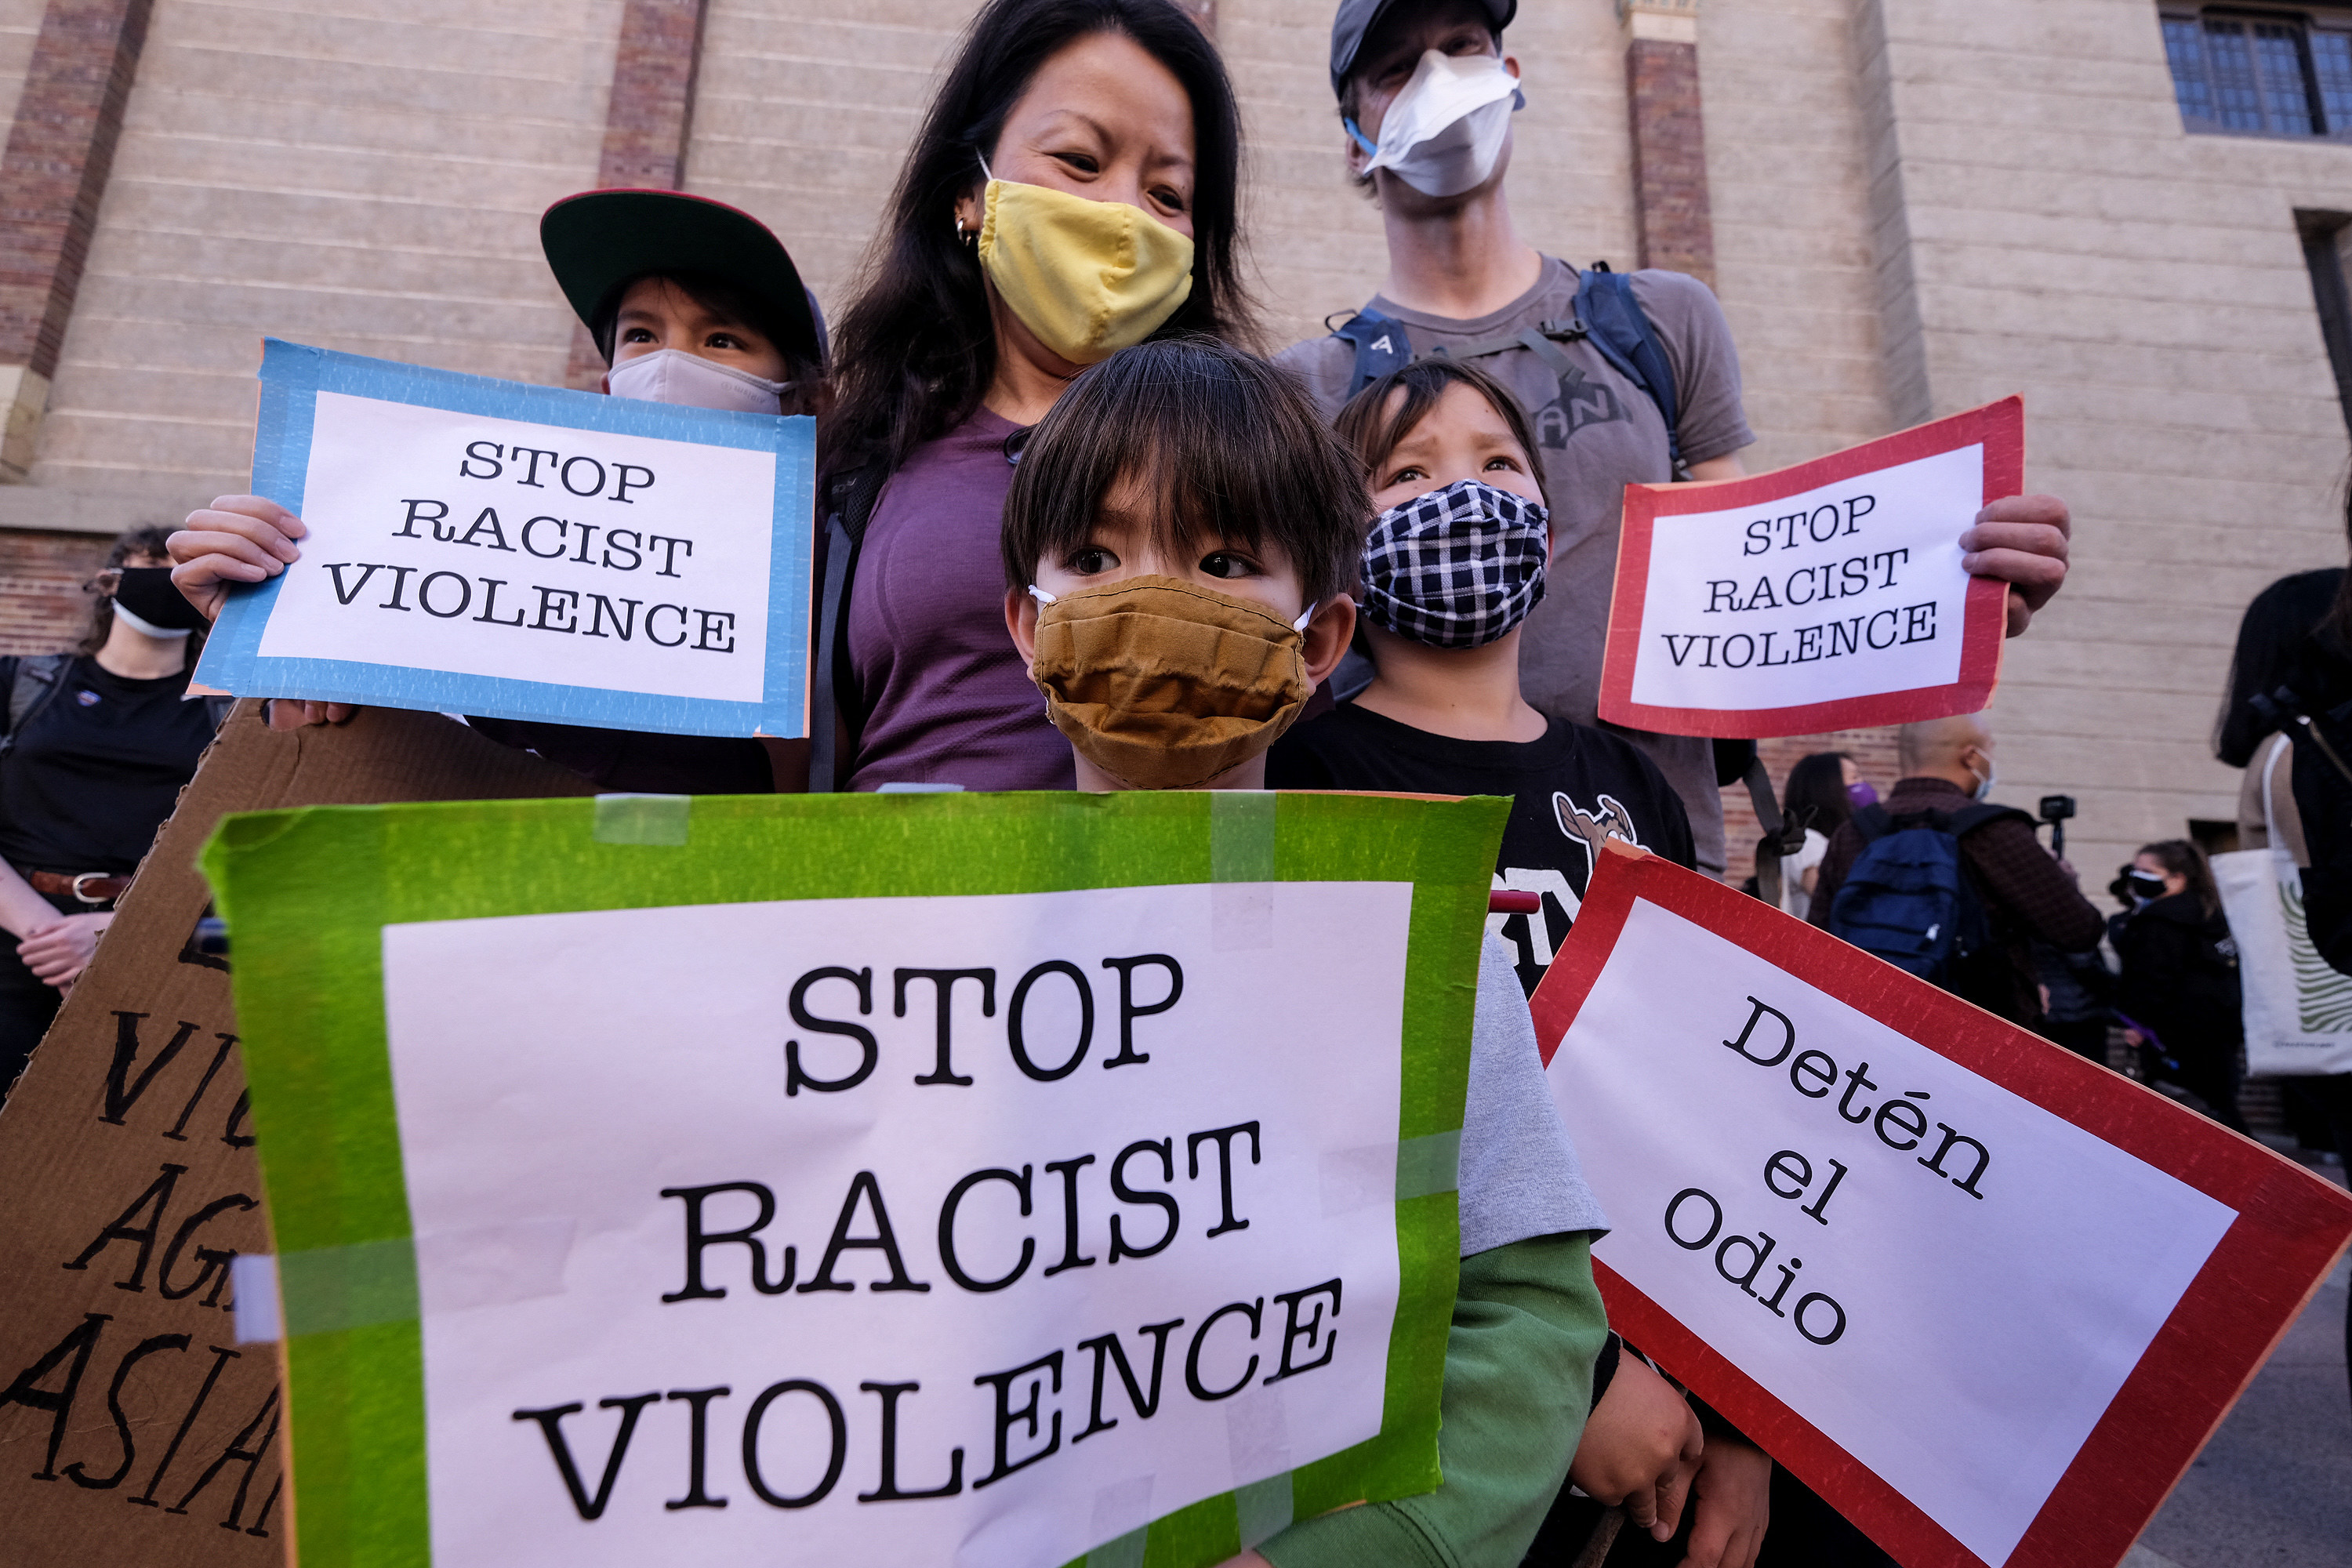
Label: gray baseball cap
xmin=1330 ymin=0 xmax=1516 ymax=100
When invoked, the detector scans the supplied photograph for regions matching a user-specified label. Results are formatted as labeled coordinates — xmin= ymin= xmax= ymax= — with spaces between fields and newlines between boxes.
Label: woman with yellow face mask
xmin=815 ymin=0 xmax=1257 ymax=793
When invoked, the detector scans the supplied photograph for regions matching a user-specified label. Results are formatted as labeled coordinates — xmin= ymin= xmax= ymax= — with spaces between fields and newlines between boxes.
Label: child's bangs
xmin=1003 ymin=338 xmax=1371 ymax=604
xmin=1335 ymin=358 xmax=1549 ymax=502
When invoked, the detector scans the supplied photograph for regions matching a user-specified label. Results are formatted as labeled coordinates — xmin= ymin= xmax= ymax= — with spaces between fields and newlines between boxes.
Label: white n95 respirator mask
xmin=1348 ymin=49 xmax=1523 ymax=199
xmin=606 ymin=347 xmax=791 ymax=414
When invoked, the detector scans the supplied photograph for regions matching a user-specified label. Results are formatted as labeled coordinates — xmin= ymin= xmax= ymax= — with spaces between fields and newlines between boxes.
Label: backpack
xmin=1328 ymin=261 xmax=1690 ymax=477
xmin=1828 ymin=803 xmax=2030 ymax=989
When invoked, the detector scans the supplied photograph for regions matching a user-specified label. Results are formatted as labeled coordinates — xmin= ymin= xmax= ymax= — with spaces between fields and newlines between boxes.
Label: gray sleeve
xmin=1458 ymin=935 xmax=1610 ymax=1256
xmin=1628 ymin=269 xmax=1755 ymax=468
xmin=1273 ymin=333 xmax=1356 ymax=423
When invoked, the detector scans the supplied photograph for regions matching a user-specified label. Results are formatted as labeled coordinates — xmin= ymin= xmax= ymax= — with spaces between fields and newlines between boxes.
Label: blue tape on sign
xmin=593 ymin=793 xmax=691 ymax=846
xmin=1395 ymin=1129 xmax=1462 ymax=1200
xmin=1210 ymin=791 xmax=1276 ymax=882
xmin=277 ymin=1236 xmax=420 ymax=1336
xmin=1235 ymin=1472 xmax=1295 ymax=1549
xmin=194 ymin=339 xmax=815 ymax=739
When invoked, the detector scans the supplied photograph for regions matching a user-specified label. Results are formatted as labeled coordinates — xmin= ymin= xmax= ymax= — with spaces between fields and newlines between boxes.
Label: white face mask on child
xmin=606 ymin=347 xmax=790 ymax=413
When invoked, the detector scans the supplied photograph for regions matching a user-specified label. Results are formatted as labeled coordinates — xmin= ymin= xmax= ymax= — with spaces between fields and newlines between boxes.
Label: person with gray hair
xmin=1808 ymin=713 xmax=2104 ymax=1025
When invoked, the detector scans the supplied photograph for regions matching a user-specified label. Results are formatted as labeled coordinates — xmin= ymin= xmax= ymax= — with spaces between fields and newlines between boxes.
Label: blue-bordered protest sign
xmin=193 ymin=339 xmax=814 ymax=738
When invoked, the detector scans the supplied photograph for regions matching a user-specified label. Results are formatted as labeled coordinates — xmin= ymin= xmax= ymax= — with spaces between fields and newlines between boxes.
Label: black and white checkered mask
xmin=1359 ymin=479 xmax=1550 ymax=648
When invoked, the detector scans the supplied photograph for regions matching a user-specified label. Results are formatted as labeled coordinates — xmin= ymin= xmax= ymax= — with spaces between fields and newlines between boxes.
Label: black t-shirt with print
xmin=1268 ymin=702 xmax=1697 ymax=995
xmin=0 ymin=655 xmax=218 ymax=874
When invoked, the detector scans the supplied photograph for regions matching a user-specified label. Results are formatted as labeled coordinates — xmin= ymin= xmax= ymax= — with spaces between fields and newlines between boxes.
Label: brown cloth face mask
xmin=1027 ymin=574 xmax=1316 ymax=790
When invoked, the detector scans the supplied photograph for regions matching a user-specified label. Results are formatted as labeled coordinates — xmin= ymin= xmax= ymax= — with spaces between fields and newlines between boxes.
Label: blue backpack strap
xmin=1573 ymin=264 xmax=1686 ymax=477
xmin=1330 ymin=307 xmax=1414 ymax=397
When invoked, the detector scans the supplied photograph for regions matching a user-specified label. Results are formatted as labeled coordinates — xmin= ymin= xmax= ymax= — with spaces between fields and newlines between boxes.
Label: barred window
xmin=2163 ymin=8 xmax=2352 ymax=138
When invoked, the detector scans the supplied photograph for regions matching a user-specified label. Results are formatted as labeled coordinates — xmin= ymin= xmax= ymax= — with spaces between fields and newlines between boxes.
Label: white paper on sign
xmin=1627 ymin=445 xmax=1979 ymax=712
xmin=256 ymin=392 xmax=775 ymax=702
xmin=379 ymin=881 xmax=1413 ymax=1568
xmin=1546 ymin=898 xmax=2237 ymax=1568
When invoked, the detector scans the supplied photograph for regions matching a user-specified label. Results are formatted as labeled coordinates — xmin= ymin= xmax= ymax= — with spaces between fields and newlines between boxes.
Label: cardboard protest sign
xmin=1531 ymin=844 xmax=2352 ymax=1568
xmin=1599 ymin=398 xmax=2018 ymax=738
xmin=193 ymin=339 xmax=815 ymax=738
xmin=0 ymin=707 xmax=594 ymax=1568
xmin=200 ymin=789 xmax=1504 ymax=1568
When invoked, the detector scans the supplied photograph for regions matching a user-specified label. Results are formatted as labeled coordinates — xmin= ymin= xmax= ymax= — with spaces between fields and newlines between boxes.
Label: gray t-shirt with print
xmin=1461 ymin=933 xmax=1607 ymax=1255
xmin=1278 ymin=257 xmax=1755 ymax=875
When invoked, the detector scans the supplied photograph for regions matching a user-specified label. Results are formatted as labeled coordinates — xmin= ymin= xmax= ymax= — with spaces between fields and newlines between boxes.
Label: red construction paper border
xmin=1531 ymin=844 xmax=2352 ymax=1568
xmin=1598 ymin=397 xmax=2021 ymax=739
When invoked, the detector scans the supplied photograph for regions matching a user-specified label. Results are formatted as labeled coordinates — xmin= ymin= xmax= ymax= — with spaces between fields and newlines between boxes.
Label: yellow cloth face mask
xmin=977 ymin=174 xmax=1196 ymax=365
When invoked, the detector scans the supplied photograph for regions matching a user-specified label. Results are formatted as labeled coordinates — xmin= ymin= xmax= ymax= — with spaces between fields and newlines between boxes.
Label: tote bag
xmin=2214 ymin=737 xmax=2352 ymax=1074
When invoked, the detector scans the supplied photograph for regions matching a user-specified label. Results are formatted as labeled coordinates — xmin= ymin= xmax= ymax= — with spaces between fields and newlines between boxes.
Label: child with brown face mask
xmin=998 ymin=339 xmax=1363 ymax=790
xmin=998 ymin=336 xmax=1610 ymax=1568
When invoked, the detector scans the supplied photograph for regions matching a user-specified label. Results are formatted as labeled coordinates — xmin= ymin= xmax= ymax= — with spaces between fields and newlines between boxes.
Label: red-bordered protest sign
xmin=1599 ymin=398 xmax=2020 ymax=739
xmin=1532 ymin=843 xmax=2352 ymax=1568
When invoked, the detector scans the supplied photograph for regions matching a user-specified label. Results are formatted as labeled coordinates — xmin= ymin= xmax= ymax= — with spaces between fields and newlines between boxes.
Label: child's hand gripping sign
xmin=1599 ymin=399 xmax=2019 ymax=739
xmin=1533 ymin=841 xmax=2352 ymax=1568
xmin=205 ymin=790 xmax=1497 ymax=1568
xmin=193 ymin=339 xmax=815 ymax=738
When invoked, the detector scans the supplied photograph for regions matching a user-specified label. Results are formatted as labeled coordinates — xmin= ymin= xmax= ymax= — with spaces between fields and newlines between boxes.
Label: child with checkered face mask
xmin=1268 ymin=356 xmax=1699 ymax=996
xmin=1271 ymin=358 xmax=1784 ymax=1568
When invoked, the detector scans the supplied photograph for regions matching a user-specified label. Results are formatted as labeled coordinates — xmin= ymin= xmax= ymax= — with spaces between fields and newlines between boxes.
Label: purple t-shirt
xmin=846 ymin=408 xmax=1076 ymax=792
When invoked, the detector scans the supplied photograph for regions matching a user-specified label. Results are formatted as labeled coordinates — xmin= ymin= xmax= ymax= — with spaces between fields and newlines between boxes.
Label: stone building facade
xmin=2 ymin=0 xmax=2347 ymax=887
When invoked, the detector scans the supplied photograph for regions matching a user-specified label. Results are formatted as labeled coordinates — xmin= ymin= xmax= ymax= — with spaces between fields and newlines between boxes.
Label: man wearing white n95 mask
xmin=1277 ymin=0 xmax=2074 ymax=888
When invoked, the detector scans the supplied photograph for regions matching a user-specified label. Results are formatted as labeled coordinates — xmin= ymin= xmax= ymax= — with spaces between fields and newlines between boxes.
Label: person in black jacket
xmin=2111 ymin=839 xmax=2246 ymax=1134
xmin=0 ymin=527 xmax=227 ymax=1100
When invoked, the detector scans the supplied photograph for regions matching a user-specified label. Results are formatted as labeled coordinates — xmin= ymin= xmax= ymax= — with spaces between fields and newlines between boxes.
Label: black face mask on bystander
xmin=110 ymin=568 xmax=210 ymax=634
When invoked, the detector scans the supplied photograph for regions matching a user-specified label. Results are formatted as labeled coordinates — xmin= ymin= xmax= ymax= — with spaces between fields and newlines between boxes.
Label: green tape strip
xmin=278 ymin=1236 xmax=419 ymax=1335
xmin=593 ymin=792 xmax=691 ymax=846
xmin=1210 ymin=791 xmax=1276 ymax=882
xmin=1395 ymin=1129 xmax=1461 ymax=1201
xmin=1234 ymin=1472 xmax=1294 ymax=1549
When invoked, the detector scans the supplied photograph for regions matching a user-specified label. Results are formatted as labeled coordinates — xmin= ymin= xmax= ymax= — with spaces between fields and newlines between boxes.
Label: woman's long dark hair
xmin=822 ymin=0 xmax=1254 ymax=502
xmin=2138 ymin=838 xmax=2220 ymax=918
xmin=1782 ymin=751 xmax=1856 ymax=838
xmin=2216 ymin=567 xmax=2343 ymax=765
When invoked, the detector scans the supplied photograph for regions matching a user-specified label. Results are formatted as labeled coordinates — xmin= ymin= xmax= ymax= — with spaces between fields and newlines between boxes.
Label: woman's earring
xmin=955 ymin=214 xmax=977 ymax=247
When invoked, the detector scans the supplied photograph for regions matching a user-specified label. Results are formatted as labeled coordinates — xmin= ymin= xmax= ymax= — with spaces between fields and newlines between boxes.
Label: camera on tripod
xmin=2038 ymin=793 xmax=2076 ymax=858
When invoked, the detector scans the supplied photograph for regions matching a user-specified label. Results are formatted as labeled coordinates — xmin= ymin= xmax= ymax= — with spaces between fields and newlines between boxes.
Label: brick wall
xmin=1849 ymin=0 xmax=2351 ymax=891
xmin=1698 ymin=0 xmax=1896 ymax=474
xmin=1625 ymin=36 xmax=1714 ymax=286
xmin=561 ymin=0 xmax=709 ymax=390
xmin=0 ymin=528 xmax=110 ymax=652
xmin=24 ymin=0 xmax=625 ymax=501
xmin=0 ymin=0 xmax=153 ymax=379
xmin=0 ymin=1 xmax=42 ymax=146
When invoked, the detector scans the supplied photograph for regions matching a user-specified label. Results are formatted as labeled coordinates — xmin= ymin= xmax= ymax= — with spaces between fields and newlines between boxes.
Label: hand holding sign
xmin=1534 ymin=843 xmax=2352 ymax=1568
xmin=1600 ymin=399 xmax=2023 ymax=739
xmin=1958 ymin=491 xmax=2071 ymax=637
xmin=190 ymin=341 xmax=815 ymax=739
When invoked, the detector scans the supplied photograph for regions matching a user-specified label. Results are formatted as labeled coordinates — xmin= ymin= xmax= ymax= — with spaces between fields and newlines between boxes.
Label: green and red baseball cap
xmin=540 ymin=189 xmax=826 ymax=368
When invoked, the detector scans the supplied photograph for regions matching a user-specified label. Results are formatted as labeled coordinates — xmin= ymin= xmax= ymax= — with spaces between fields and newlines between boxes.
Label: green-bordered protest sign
xmin=202 ymin=789 xmax=1505 ymax=1568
